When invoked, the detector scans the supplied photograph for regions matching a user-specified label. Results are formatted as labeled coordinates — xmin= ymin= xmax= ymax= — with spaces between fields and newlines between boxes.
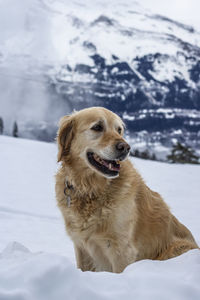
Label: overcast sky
xmin=140 ymin=0 xmax=200 ymax=30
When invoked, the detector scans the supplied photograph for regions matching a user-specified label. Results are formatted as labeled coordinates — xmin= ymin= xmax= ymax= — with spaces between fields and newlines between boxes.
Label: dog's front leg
xmin=74 ymin=245 xmax=95 ymax=272
xmin=111 ymin=255 xmax=129 ymax=273
xmin=109 ymin=245 xmax=137 ymax=273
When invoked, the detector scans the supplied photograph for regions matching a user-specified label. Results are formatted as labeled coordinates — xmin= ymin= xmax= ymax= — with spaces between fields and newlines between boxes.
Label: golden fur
xmin=55 ymin=107 xmax=198 ymax=273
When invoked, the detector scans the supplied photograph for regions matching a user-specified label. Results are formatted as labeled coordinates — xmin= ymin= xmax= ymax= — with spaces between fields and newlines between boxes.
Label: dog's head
xmin=57 ymin=107 xmax=130 ymax=178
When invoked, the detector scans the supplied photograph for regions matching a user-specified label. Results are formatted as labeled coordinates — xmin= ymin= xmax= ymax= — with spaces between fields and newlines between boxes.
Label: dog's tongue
xmin=104 ymin=160 xmax=120 ymax=171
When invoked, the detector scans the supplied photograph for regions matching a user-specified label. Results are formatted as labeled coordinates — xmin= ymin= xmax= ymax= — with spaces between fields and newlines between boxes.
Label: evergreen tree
xmin=0 ymin=117 xmax=3 ymax=134
xmin=140 ymin=149 xmax=150 ymax=160
xmin=132 ymin=149 xmax=157 ymax=161
xmin=167 ymin=142 xmax=199 ymax=164
xmin=151 ymin=153 xmax=156 ymax=161
xmin=13 ymin=121 xmax=19 ymax=138
xmin=134 ymin=149 xmax=140 ymax=158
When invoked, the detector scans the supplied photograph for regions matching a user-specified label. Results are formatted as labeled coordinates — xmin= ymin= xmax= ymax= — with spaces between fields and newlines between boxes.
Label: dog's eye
xmin=118 ymin=127 xmax=122 ymax=134
xmin=91 ymin=123 xmax=103 ymax=132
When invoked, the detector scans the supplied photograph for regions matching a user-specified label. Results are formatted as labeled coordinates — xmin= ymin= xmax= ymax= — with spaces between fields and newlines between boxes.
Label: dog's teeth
xmin=114 ymin=159 xmax=120 ymax=164
xmin=94 ymin=154 xmax=99 ymax=161
xmin=109 ymin=163 xmax=112 ymax=169
xmin=94 ymin=154 xmax=102 ymax=164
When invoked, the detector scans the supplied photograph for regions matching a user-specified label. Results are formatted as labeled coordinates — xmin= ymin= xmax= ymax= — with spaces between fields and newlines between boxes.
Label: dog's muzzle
xmin=86 ymin=142 xmax=130 ymax=178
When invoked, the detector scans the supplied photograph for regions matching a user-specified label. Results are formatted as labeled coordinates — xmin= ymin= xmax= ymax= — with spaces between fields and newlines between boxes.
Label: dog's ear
xmin=57 ymin=116 xmax=75 ymax=162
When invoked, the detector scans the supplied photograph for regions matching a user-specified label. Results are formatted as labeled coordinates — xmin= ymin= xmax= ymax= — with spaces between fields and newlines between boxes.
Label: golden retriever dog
xmin=55 ymin=107 xmax=198 ymax=273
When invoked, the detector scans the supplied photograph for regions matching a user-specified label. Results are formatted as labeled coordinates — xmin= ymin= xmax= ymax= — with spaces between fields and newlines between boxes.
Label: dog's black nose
xmin=116 ymin=142 xmax=130 ymax=154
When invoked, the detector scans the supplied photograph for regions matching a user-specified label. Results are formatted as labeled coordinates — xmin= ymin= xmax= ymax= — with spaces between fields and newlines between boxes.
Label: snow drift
xmin=0 ymin=242 xmax=200 ymax=300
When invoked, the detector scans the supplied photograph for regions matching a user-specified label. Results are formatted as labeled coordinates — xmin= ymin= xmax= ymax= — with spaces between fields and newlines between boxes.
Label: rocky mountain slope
xmin=0 ymin=0 xmax=200 ymax=158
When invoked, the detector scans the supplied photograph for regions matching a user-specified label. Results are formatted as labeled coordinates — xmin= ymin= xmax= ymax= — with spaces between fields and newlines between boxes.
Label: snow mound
xmin=1 ymin=241 xmax=30 ymax=257
xmin=0 ymin=242 xmax=200 ymax=300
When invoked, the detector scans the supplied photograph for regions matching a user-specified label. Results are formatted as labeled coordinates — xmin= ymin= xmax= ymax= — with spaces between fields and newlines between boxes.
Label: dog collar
xmin=64 ymin=180 xmax=74 ymax=207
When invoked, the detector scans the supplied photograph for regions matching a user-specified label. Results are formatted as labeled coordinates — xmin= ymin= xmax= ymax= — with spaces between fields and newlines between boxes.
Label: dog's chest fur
xmin=62 ymin=190 xmax=127 ymax=241
xmin=56 ymin=167 xmax=138 ymax=245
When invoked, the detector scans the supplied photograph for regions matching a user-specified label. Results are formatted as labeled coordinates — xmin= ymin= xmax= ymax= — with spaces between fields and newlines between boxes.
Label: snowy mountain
xmin=0 ymin=135 xmax=200 ymax=299
xmin=0 ymin=0 xmax=200 ymax=156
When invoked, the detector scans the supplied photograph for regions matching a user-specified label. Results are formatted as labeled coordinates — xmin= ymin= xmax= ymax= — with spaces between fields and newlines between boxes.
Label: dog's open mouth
xmin=87 ymin=152 xmax=120 ymax=177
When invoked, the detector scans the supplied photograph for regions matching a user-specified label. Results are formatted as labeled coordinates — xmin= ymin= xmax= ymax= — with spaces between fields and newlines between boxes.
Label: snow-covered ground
xmin=0 ymin=135 xmax=199 ymax=299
